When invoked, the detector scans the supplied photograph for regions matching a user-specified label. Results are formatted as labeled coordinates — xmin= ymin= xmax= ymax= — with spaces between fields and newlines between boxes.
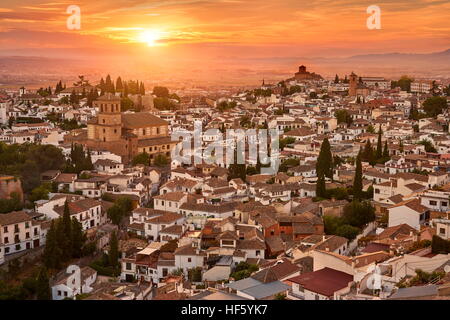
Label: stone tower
xmin=348 ymin=72 xmax=358 ymax=96
xmin=90 ymin=93 xmax=122 ymax=142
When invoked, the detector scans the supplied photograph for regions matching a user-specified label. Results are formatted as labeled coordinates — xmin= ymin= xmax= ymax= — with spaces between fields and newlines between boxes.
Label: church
xmin=348 ymin=72 xmax=370 ymax=97
xmin=80 ymin=93 xmax=176 ymax=164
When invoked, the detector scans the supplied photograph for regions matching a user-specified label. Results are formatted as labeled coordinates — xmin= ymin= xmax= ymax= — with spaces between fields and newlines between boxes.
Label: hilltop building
xmin=293 ymin=65 xmax=323 ymax=81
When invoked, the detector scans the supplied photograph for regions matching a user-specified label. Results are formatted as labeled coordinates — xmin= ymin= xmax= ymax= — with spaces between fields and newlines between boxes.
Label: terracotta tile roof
xmin=390 ymin=198 xmax=428 ymax=213
xmin=153 ymin=191 xmax=186 ymax=202
xmin=287 ymin=267 xmax=353 ymax=297
xmin=0 ymin=211 xmax=31 ymax=226
xmin=121 ymin=112 xmax=168 ymax=128
xmin=146 ymin=212 xmax=183 ymax=224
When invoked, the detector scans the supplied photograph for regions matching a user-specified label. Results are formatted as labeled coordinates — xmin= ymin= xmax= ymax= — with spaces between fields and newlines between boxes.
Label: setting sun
xmin=138 ymin=30 xmax=162 ymax=47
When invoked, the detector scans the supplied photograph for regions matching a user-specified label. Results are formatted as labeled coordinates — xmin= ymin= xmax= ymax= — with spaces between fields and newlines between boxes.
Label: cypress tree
xmin=334 ymin=74 xmax=339 ymax=84
xmin=123 ymin=82 xmax=129 ymax=97
xmin=376 ymin=125 xmax=383 ymax=160
xmin=105 ymin=74 xmax=114 ymax=93
xmin=60 ymin=201 xmax=73 ymax=260
xmin=316 ymin=172 xmax=327 ymax=198
xmin=362 ymin=140 xmax=373 ymax=162
xmin=383 ymin=140 xmax=389 ymax=158
xmin=71 ymin=217 xmax=85 ymax=258
xmin=109 ymin=231 xmax=119 ymax=269
xmin=116 ymin=77 xmax=123 ymax=93
xmin=353 ymin=150 xmax=363 ymax=200
xmin=316 ymin=138 xmax=333 ymax=180
xmin=36 ymin=266 xmax=51 ymax=300
xmin=43 ymin=221 xmax=61 ymax=269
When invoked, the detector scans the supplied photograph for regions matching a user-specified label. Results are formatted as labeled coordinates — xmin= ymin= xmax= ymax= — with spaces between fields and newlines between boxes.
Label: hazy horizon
xmin=0 ymin=0 xmax=449 ymax=87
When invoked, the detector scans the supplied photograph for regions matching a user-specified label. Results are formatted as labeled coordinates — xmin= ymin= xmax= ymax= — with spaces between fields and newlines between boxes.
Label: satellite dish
xmin=444 ymin=265 xmax=450 ymax=273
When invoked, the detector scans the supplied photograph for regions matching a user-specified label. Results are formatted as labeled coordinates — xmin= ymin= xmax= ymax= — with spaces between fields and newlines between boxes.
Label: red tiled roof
xmin=287 ymin=267 xmax=353 ymax=297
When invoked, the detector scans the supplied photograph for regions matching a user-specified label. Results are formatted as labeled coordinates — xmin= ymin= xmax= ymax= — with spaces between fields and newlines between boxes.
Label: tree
xmin=139 ymin=82 xmax=146 ymax=95
xmin=419 ymin=139 xmax=437 ymax=153
xmin=43 ymin=221 xmax=61 ymax=269
xmin=362 ymin=140 xmax=375 ymax=165
xmin=105 ymin=74 xmax=115 ymax=93
xmin=423 ymin=96 xmax=447 ymax=118
xmin=366 ymin=125 xmax=375 ymax=134
xmin=107 ymin=197 xmax=133 ymax=225
xmin=382 ymin=140 xmax=389 ymax=159
xmin=29 ymin=183 xmax=52 ymax=202
xmin=391 ymin=75 xmax=413 ymax=92
xmin=109 ymin=231 xmax=119 ymax=269
xmin=279 ymin=137 xmax=295 ymax=151
xmin=353 ymin=151 xmax=363 ymax=200
xmin=335 ymin=224 xmax=360 ymax=241
xmin=315 ymin=173 xmax=327 ymax=199
xmin=153 ymin=86 xmax=169 ymax=98
xmin=335 ymin=109 xmax=352 ymax=125
xmin=228 ymin=149 xmax=246 ymax=182
xmin=116 ymin=77 xmax=123 ymax=93
xmin=60 ymin=201 xmax=73 ymax=260
xmin=36 ymin=267 xmax=51 ymax=300
xmin=154 ymin=154 xmax=169 ymax=167
xmin=316 ymin=138 xmax=333 ymax=180
xmin=431 ymin=235 xmax=450 ymax=254
xmin=71 ymin=218 xmax=85 ymax=258
xmin=120 ymin=96 xmax=134 ymax=111
xmin=0 ymin=192 xmax=23 ymax=214
xmin=334 ymin=74 xmax=339 ymax=84
xmin=132 ymin=152 xmax=150 ymax=166
xmin=376 ymin=125 xmax=383 ymax=160
xmin=343 ymin=200 xmax=375 ymax=228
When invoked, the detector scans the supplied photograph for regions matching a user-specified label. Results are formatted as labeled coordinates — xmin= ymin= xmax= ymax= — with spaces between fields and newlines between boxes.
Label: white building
xmin=388 ymin=199 xmax=430 ymax=231
xmin=51 ymin=266 xmax=97 ymax=300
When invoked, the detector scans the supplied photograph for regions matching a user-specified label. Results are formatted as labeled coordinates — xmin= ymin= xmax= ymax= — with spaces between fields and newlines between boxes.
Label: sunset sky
xmin=0 ymin=0 xmax=449 ymax=83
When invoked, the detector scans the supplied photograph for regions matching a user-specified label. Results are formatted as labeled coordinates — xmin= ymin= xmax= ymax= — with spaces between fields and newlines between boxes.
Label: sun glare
xmin=138 ymin=30 xmax=162 ymax=47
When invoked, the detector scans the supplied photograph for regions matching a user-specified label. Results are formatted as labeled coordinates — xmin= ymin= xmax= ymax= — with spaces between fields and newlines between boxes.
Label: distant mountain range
xmin=0 ymin=48 xmax=449 ymax=87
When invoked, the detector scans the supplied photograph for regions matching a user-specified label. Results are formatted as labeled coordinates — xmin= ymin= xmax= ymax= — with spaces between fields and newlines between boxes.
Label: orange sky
xmin=0 ymin=0 xmax=449 ymax=54
xmin=0 ymin=1 xmax=449 ymax=84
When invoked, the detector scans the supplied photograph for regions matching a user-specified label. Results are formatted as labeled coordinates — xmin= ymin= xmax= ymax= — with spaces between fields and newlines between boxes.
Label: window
xmin=187 ymin=258 xmax=192 ymax=263
xmin=126 ymin=263 xmax=132 ymax=270
xmin=25 ymin=222 xmax=30 ymax=228
xmin=429 ymin=200 xmax=437 ymax=206
xmin=26 ymin=232 xmax=30 ymax=239
xmin=14 ymin=224 xmax=19 ymax=233
xmin=442 ymin=201 xmax=448 ymax=207
xmin=4 ymin=237 xmax=8 ymax=244
xmin=15 ymin=244 xmax=21 ymax=251
xmin=58 ymin=290 xmax=62 ymax=296
xmin=255 ymin=250 xmax=260 ymax=256
xmin=440 ymin=228 xmax=446 ymax=235
xmin=375 ymin=189 xmax=380 ymax=194
xmin=3 ymin=226 xmax=7 ymax=233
